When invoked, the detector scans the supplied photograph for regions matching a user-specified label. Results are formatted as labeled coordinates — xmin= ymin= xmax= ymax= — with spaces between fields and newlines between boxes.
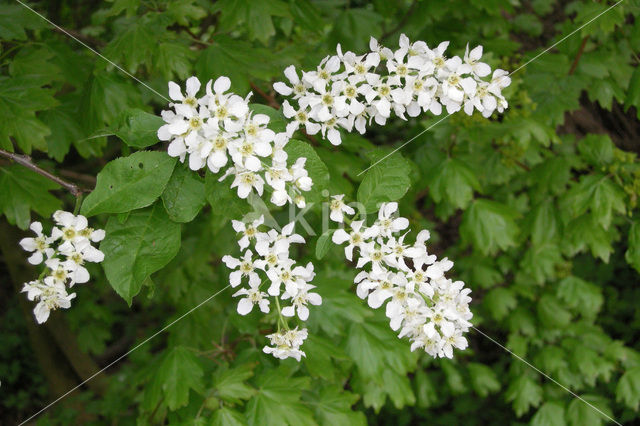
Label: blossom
xmin=233 ymin=281 xmax=270 ymax=315
xmin=19 ymin=212 xmax=104 ymax=324
xmin=19 ymin=222 xmax=54 ymax=265
xmin=159 ymin=76 xmax=315 ymax=208
xmin=263 ymin=327 xmax=308 ymax=361
xmin=272 ymin=34 xmax=510 ymax=145
xmin=281 ymin=282 xmax=322 ymax=320
xmin=331 ymin=199 xmax=472 ymax=359
xmin=329 ymin=194 xmax=355 ymax=223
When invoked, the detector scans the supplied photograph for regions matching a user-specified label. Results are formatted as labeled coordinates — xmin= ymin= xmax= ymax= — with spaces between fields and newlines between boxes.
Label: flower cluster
xmin=158 ymin=76 xmax=314 ymax=207
xmin=274 ymin=34 xmax=511 ymax=145
xmin=222 ymin=216 xmax=321 ymax=361
xmin=19 ymin=211 xmax=105 ymax=324
xmin=331 ymin=200 xmax=472 ymax=358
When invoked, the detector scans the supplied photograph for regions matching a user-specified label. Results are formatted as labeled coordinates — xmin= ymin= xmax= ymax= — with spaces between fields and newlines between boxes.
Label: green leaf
xmin=566 ymin=395 xmax=612 ymax=426
xmin=426 ymin=158 xmax=481 ymax=209
xmin=565 ymin=214 xmax=614 ymax=262
xmin=0 ymin=165 xmax=62 ymax=229
xmin=467 ymin=362 xmax=501 ymax=397
xmin=616 ymin=367 xmax=640 ymax=411
xmin=81 ymin=151 xmax=176 ymax=217
xmin=114 ymin=108 xmax=164 ymax=148
xmin=528 ymin=200 xmax=560 ymax=246
xmin=563 ymin=174 xmax=626 ymax=229
xmin=0 ymin=76 xmax=57 ymax=153
xmin=152 ymin=346 xmax=204 ymax=411
xmin=212 ymin=407 xmax=247 ymax=426
xmin=284 ymin=139 xmax=330 ymax=203
xmin=578 ymin=134 xmax=614 ymax=166
xmin=0 ymin=4 xmax=48 ymax=40
xmin=521 ymin=242 xmax=562 ymax=284
xmin=306 ymin=385 xmax=366 ymax=426
xmin=531 ymin=402 xmax=566 ymax=426
xmin=625 ymin=220 xmax=640 ymax=274
xmin=213 ymin=363 xmax=256 ymax=404
xmin=205 ymin=172 xmax=250 ymax=218
xmin=483 ymin=287 xmax=517 ymax=321
xmin=537 ymin=295 xmax=572 ymax=328
xmin=245 ymin=366 xmax=315 ymax=426
xmin=460 ymin=199 xmax=520 ymax=255
xmin=556 ymin=276 xmax=603 ymax=318
xmin=100 ymin=203 xmax=181 ymax=304
xmin=315 ymin=231 xmax=332 ymax=260
xmin=505 ymin=376 xmax=543 ymax=417
xmin=303 ymin=334 xmax=349 ymax=381
xmin=161 ymin=163 xmax=206 ymax=223
xmin=357 ymin=151 xmax=411 ymax=213
xmin=624 ymin=65 xmax=640 ymax=116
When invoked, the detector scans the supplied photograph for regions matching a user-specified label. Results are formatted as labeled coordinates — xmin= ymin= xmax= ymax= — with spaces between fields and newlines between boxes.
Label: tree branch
xmin=568 ymin=36 xmax=588 ymax=75
xmin=380 ymin=0 xmax=417 ymax=42
xmin=0 ymin=149 xmax=84 ymax=197
xmin=250 ymin=82 xmax=281 ymax=110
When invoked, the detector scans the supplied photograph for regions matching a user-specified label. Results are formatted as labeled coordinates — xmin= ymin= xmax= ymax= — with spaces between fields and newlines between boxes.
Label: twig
xmin=250 ymin=82 xmax=280 ymax=110
xmin=380 ymin=0 xmax=417 ymax=42
xmin=568 ymin=36 xmax=588 ymax=75
xmin=0 ymin=149 xmax=84 ymax=197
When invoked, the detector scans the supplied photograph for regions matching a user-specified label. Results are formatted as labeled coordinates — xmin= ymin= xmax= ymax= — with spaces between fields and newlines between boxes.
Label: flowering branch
xmin=0 ymin=149 xmax=84 ymax=197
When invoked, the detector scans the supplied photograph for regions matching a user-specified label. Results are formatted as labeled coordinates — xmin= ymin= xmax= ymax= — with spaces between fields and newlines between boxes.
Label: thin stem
xmin=73 ymin=194 xmax=84 ymax=215
xmin=0 ymin=149 xmax=84 ymax=197
xmin=568 ymin=36 xmax=589 ymax=75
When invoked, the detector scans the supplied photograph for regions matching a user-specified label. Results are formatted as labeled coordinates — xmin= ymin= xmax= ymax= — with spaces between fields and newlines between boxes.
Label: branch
xmin=568 ymin=36 xmax=588 ymax=75
xmin=380 ymin=0 xmax=417 ymax=42
xmin=0 ymin=149 xmax=84 ymax=197
xmin=250 ymin=82 xmax=281 ymax=110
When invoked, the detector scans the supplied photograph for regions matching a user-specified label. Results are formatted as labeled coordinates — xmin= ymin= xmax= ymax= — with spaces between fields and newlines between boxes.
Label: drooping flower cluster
xmin=274 ymin=34 xmax=511 ymax=145
xmin=158 ymin=76 xmax=314 ymax=207
xmin=222 ymin=216 xmax=321 ymax=361
xmin=19 ymin=211 xmax=105 ymax=324
xmin=331 ymin=200 xmax=472 ymax=358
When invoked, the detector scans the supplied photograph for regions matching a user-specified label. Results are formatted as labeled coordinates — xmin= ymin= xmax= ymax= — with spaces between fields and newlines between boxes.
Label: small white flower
xmin=281 ymin=282 xmax=322 ymax=320
xmin=329 ymin=194 xmax=355 ymax=223
xmin=222 ymin=250 xmax=261 ymax=288
xmin=263 ymin=327 xmax=308 ymax=361
xmin=233 ymin=281 xmax=270 ymax=315
xmin=19 ymin=222 xmax=54 ymax=265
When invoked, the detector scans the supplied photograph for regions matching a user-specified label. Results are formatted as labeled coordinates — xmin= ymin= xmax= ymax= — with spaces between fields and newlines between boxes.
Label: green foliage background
xmin=1 ymin=0 xmax=640 ymax=424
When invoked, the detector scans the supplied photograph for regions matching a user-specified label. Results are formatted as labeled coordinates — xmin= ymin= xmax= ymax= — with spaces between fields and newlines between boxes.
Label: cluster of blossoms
xmin=330 ymin=199 xmax=472 ymax=358
xmin=222 ymin=216 xmax=322 ymax=361
xmin=158 ymin=76 xmax=314 ymax=208
xmin=19 ymin=211 xmax=105 ymax=324
xmin=274 ymin=34 xmax=511 ymax=145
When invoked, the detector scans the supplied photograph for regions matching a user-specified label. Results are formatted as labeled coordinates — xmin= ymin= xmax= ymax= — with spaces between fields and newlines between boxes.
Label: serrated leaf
xmin=566 ymin=395 xmax=612 ymax=426
xmin=505 ymin=376 xmax=543 ymax=417
xmin=115 ymin=108 xmax=164 ymax=148
xmin=537 ymin=294 xmax=572 ymax=328
xmin=81 ymin=151 xmax=176 ymax=216
xmin=556 ymin=276 xmax=603 ymax=318
xmin=483 ymin=287 xmax=517 ymax=321
xmin=245 ymin=366 xmax=315 ymax=426
xmin=578 ymin=134 xmax=614 ymax=166
xmin=624 ymin=66 xmax=640 ymax=116
xmin=161 ymin=163 xmax=206 ymax=222
xmin=212 ymin=407 xmax=247 ymax=426
xmin=0 ymin=165 xmax=62 ymax=229
xmin=467 ymin=362 xmax=501 ymax=397
xmin=357 ymin=151 xmax=411 ymax=213
xmin=531 ymin=402 xmax=566 ymax=426
xmin=213 ymin=363 xmax=256 ymax=403
xmin=284 ymin=139 xmax=330 ymax=203
xmin=306 ymin=385 xmax=365 ymax=426
xmin=563 ymin=174 xmax=626 ymax=229
xmin=426 ymin=158 xmax=480 ymax=209
xmin=565 ymin=214 xmax=614 ymax=262
xmin=152 ymin=346 xmax=204 ymax=411
xmin=616 ymin=367 xmax=640 ymax=411
xmin=100 ymin=203 xmax=181 ymax=304
xmin=460 ymin=199 xmax=520 ymax=255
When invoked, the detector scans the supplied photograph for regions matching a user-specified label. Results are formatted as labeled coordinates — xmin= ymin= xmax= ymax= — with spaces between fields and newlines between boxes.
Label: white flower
xmin=232 ymin=216 xmax=266 ymax=250
xmin=281 ymin=282 xmax=322 ymax=320
xmin=233 ymin=281 xmax=270 ymax=315
xmin=19 ymin=222 xmax=54 ymax=265
xmin=168 ymin=76 xmax=201 ymax=108
xmin=464 ymin=44 xmax=491 ymax=77
xmin=263 ymin=327 xmax=308 ymax=361
xmin=329 ymin=194 xmax=355 ymax=223
xmin=51 ymin=211 xmax=89 ymax=243
xmin=332 ymin=220 xmax=376 ymax=261
xmin=230 ymin=170 xmax=265 ymax=198
xmin=375 ymin=202 xmax=409 ymax=237
xmin=58 ymin=239 xmax=104 ymax=285
xmin=22 ymin=280 xmax=76 ymax=324
xmin=222 ymin=250 xmax=261 ymax=287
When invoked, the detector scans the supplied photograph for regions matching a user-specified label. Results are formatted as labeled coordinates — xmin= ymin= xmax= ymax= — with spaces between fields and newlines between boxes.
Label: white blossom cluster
xmin=330 ymin=200 xmax=472 ymax=358
xmin=274 ymin=34 xmax=511 ymax=145
xmin=222 ymin=216 xmax=321 ymax=361
xmin=158 ymin=76 xmax=314 ymax=208
xmin=19 ymin=211 xmax=105 ymax=324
